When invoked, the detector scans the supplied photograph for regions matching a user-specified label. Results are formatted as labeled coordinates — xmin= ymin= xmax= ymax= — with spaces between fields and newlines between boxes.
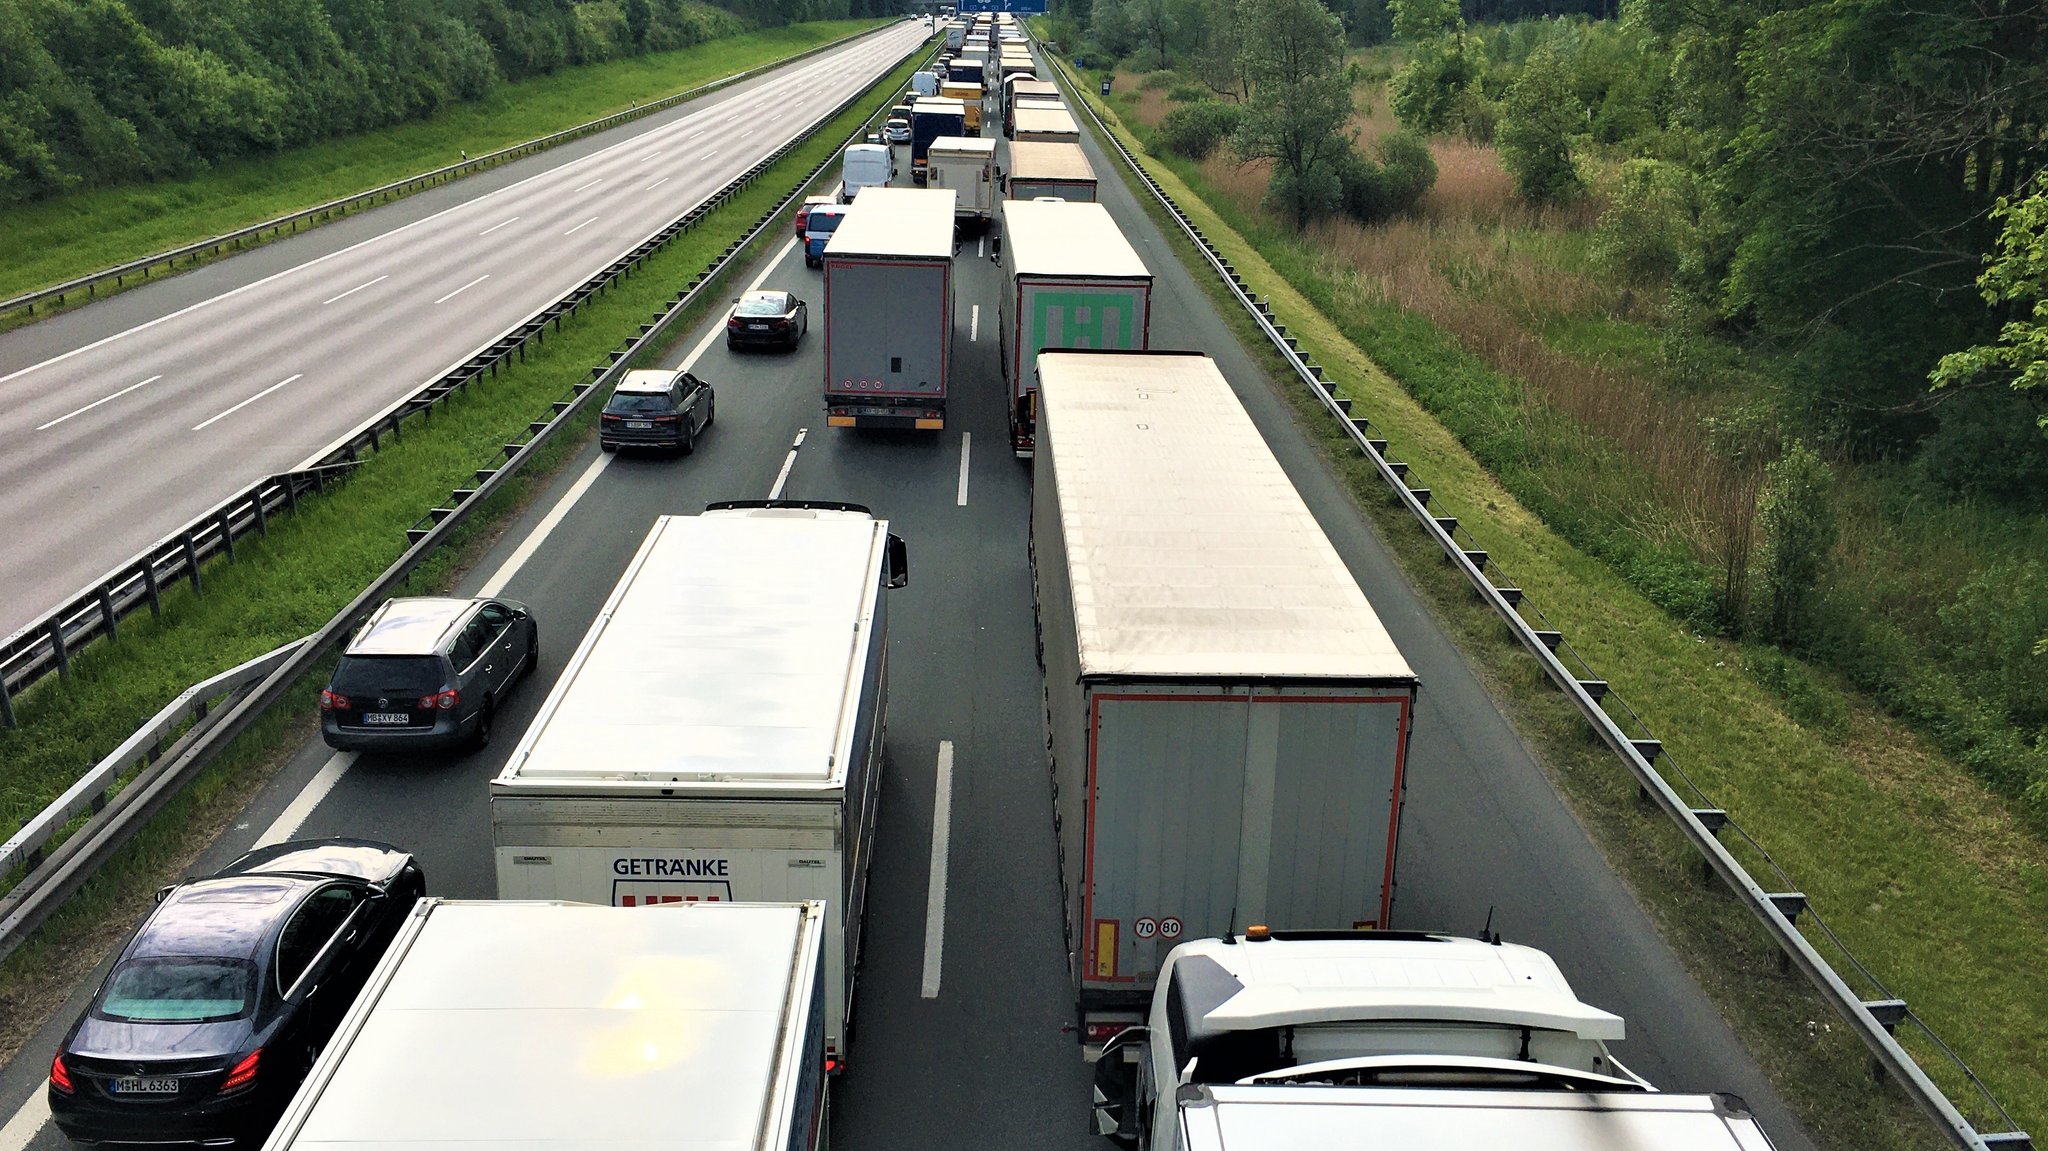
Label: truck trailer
xmin=926 ymin=136 xmax=997 ymax=229
xmin=999 ymin=200 xmax=1150 ymax=457
xmin=1032 ymin=350 xmax=1418 ymax=1049
xmin=910 ymin=97 xmax=966 ymax=183
xmin=1014 ymin=103 xmax=1081 ymax=144
xmin=939 ymin=80 xmax=985 ymax=132
xmin=1090 ymin=930 xmax=1781 ymax=1151
xmin=491 ymin=504 xmax=910 ymax=1067
xmin=1007 ymin=140 xmax=1097 ymax=201
xmin=1004 ymin=79 xmax=1061 ymax=135
xmin=824 ymin=187 xmax=957 ymax=431
xmin=260 ymin=900 xmax=832 ymax=1151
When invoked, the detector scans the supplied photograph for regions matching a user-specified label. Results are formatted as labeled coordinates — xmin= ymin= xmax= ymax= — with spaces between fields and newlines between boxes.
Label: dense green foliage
xmin=1155 ymin=98 xmax=1240 ymax=158
xmin=1753 ymin=443 xmax=1836 ymax=642
xmin=0 ymin=0 xmax=901 ymax=204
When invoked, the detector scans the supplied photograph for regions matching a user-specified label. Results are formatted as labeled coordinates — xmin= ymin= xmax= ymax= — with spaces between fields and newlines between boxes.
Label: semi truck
xmin=1007 ymin=140 xmax=1098 ymax=201
xmin=945 ymin=20 xmax=965 ymax=50
xmin=910 ymin=97 xmax=966 ymax=183
xmin=999 ymin=199 xmax=1151 ymax=457
xmin=1090 ymin=930 xmax=1782 ymax=1151
xmin=939 ymin=79 xmax=985 ymax=132
xmin=1032 ymin=350 xmax=1419 ymax=1050
xmin=823 ymin=187 xmax=957 ymax=431
xmin=491 ymin=504 xmax=910 ymax=1067
xmin=926 ymin=136 xmax=997 ymax=230
xmin=1014 ymin=103 xmax=1082 ymax=144
xmin=260 ymin=900 xmax=832 ymax=1151
xmin=1004 ymin=79 xmax=1062 ymax=135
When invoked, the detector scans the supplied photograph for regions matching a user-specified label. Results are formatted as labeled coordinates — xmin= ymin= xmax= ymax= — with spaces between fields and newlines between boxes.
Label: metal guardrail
xmin=0 ymin=20 xmax=919 ymax=728
xmin=0 ymin=21 xmax=902 ymax=323
xmin=0 ymin=32 xmax=930 ymax=964
xmin=1044 ymin=46 xmax=2033 ymax=1151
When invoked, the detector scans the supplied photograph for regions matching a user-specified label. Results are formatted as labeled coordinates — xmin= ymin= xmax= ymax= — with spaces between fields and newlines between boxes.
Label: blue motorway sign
xmin=958 ymin=0 xmax=1047 ymax=12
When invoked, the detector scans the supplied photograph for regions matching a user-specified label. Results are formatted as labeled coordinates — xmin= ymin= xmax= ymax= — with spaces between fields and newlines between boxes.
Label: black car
xmin=726 ymin=291 xmax=808 ymax=352
xmin=49 ymin=839 xmax=426 ymax=1147
xmin=598 ymin=368 xmax=715 ymax=453
xmin=319 ymin=596 xmax=537 ymax=752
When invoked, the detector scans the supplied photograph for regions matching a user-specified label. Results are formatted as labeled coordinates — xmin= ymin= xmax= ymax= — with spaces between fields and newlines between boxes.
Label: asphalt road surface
xmin=0 ymin=50 xmax=1821 ymax=1151
xmin=0 ymin=19 xmax=929 ymax=643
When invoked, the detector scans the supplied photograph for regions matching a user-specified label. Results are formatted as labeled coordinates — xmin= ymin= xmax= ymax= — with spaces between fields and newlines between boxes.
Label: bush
xmin=1939 ymin=558 xmax=2048 ymax=731
xmin=1157 ymin=100 xmax=1243 ymax=160
xmin=1912 ymin=388 xmax=2048 ymax=503
xmin=1333 ymin=131 xmax=1435 ymax=225
xmin=1753 ymin=442 xmax=1837 ymax=643
xmin=1140 ymin=69 xmax=1173 ymax=90
xmin=1263 ymin=159 xmax=1342 ymax=228
xmin=1167 ymin=81 xmax=1210 ymax=103
xmin=1592 ymin=158 xmax=1696 ymax=292
xmin=1496 ymin=40 xmax=1584 ymax=204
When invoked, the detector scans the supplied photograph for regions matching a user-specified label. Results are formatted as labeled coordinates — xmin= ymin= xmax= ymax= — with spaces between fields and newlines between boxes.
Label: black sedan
xmin=726 ymin=290 xmax=807 ymax=351
xmin=49 ymin=839 xmax=426 ymax=1147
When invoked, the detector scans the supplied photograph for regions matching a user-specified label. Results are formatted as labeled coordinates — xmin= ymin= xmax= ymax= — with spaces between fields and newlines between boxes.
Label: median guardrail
xmin=1043 ymin=44 xmax=2033 ymax=1151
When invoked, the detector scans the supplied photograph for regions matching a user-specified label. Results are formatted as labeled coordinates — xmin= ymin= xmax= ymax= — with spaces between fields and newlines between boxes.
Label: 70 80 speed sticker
xmin=1134 ymin=917 xmax=1157 ymax=939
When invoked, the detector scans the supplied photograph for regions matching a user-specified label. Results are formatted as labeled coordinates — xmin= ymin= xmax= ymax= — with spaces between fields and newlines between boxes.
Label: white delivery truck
xmin=841 ymin=142 xmax=891 ymax=202
xmin=1007 ymin=140 xmax=1098 ymax=202
xmin=491 ymin=503 xmax=910 ymax=1068
xmin=261 ymin=900 xmax=832 ymax=1151
xmin=999 ymin=199 xmax=1151 ymax=457
xmin=1014 ymin=103 xmax=1082 ymax=144
xmin=1090 ymin=929 xmax=1782 ymax=1151
xmin=1032 ymin=350 xmax=1419 ymax=1050
xmin=823 ymin=186 xmax=957 ymax=431
xmin=925 ymin=136 xmax=997 ymax=229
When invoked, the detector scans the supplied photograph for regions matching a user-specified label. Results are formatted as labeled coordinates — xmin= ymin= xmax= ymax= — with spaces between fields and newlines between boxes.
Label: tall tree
xmin=1931 ymin=172 xmax=2048 ymax=441
xmin=1231 ymin=0 xmax=1351 ymax=228
xmin=1495 ymin=37 xmax=1582 ymax=203
xmin=1387 ymin=0 xmax=1477 ymax=133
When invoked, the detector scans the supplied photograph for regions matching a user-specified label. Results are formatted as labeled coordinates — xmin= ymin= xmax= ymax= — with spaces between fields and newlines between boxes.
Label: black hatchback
xmin=598 ymin=368 xmax=715 ymax=454
xmin=49 ymin=839 xmax=426 ymax=1147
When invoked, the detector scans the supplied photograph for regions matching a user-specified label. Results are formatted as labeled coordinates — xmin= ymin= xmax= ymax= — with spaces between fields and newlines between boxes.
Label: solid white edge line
xmin=433 ymin=274 xmax=490 ymax=305
xmin=321 ymin=274 xmax=389 ymax=305
xmin=563 ymin=217 xmax=599 ymax=237
xmin=921 ymin=740 xmax=955 ymax=999
xmin=956 ymin=432 xmax=971 ymax=506
xmin=477 ymin=217 xmax=520 ymax=237
xmin=0 ymin=1088 xmax=49 ymax=1151
xmin=254 ymin=752 xmax=356 ymax=847
xmin=192 ymin=373 xmax=303 ymax=432
xmin=768 ymin=428 xmax=808 ymax=500
xmin=969 ymin=303 xmax=979 ymax=342
xmin=36 ymin=374 xmax=162 ymax=431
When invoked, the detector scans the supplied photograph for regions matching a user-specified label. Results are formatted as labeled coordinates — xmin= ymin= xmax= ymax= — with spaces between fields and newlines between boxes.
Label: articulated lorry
xmin=926 ymin=136 xmax=997 ymax=229
xmin=491 ymin=504 xmax=910 ymax=1067
xmin=1090 ymin=930 xmax=1782 ymax=1151
xmin=261 ymin=900 xmax=832 ymax=1151
xmin=910 ymin=97 xmax=966 ymax=183
xmin=1032 ymin=350 xmax=1418 ymax=1050
xmin=824 ymin=187 xmax=957 ymax=431
xmin=999 ymin=200 xmax=1151 ymax=457
xmin=1007 ymin=140 xmax=1097 ymax=201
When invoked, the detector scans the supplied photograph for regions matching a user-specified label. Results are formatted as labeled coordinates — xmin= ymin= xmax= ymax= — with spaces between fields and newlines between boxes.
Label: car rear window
xmin=604 ymin=392 xmax=674 ymax=414
xmin=810 ymin=213 xmax=844 ymax=234
xmin=98 ymin=958 xmax=255 ymax=1023
xmin=736 ymin=294 xmax=787 ymax=317
xmin=330 ymin=654 xmax=444 ymax=694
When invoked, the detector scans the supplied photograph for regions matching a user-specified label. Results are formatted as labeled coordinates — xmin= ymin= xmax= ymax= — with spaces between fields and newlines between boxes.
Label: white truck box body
xmin=491 ymin=508 xmax=894 ymax=1063
xmin=1014 ymin=104 xmax=1081 ymax=143
xmin=840 ymin=143 xmax=891 ymax=202
xmin=1007 ymin=140 xmax=1097 ymax=201
xmin=261 ymin=900 xmax=829 ymax=1151
xmin=823 ymin=187 xmax=957 ymax=430
xmin=926 ymin=136 xmax=997 ymax=221
xmin=1031 ymin=352 xmax=1417 ymax=1025
xmin=1179 ymin=1090 xmax=1780 ymax=1150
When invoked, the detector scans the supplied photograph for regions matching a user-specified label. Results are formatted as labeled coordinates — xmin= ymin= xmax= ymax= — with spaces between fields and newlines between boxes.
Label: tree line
xmin=0 ymin=0 xmax=889 ymax=205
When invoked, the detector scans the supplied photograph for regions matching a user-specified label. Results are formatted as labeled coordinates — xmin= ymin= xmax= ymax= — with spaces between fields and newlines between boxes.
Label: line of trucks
xmin=247 ymin=22 xmax=1784 ymax=1151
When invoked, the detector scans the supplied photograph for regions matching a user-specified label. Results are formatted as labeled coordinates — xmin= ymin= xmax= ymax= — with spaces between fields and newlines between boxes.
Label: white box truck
xmin=1090 ymin=930 xmax=1781 ymax=1151
xmin=823 ymin=186 xmax=957 ymax=431
xmin=1032 ymin=350 xmax=1419 ymax=1050
xmin=1015 ymin=103 xmax=1081 ymax=144
xmin=999 ymin=199 xmax=1151 ymax=457
xmin=1006 ymin=86 xmax=1066 ymax=137
xmin=261 ymin=900 xmax=832 ymax=1151
xmin=491 ymin=502 xmax=910 ymax=1067
xmin=926 ymin=136 xmax=997 ymax=229
xmin=1007 ymin=140 xmax=1098 ymax=201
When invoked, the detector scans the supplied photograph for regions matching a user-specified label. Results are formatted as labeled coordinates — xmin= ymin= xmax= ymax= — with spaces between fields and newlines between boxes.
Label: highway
xmin=0 ymin=19 xmax=929 ymax=643
xmin=0 ymin=46 xmax=1820 ymax=1151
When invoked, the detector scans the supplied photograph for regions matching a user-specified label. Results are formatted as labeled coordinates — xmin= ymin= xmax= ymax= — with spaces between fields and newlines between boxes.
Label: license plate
xmin=361 ymin=712 xmax=411 ymax=726
xmin=112 ymin=1078 xmax=178 ymax=1095
xmin=749 ymin=324 xmax=770 ymax=331
xmin=626 ymin=420 xmax=653 ymax=429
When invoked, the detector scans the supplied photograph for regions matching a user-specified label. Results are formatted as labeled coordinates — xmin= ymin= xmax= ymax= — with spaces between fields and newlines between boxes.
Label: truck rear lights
xmin=49 ymin=1054 xmax=73 ymax=1094
xmin=420 ymin=689 xmax=459 ymax=710
xmin=319 ymin=689 xmax=349 ymax=712
xmin=217 ymin=1050 xmax=261 ymax=1096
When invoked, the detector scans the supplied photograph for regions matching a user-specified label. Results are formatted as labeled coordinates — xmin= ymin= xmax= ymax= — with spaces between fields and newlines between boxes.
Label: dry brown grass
xmin=1419 ymin=139 xmax=1519 ymax=225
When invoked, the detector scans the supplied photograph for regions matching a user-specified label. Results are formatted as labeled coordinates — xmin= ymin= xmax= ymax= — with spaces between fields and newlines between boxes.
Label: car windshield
xmin=604 ymin=392 xmax=674 ymax=414
xmin=736 ymin=294 xmax=788 ymax=318
xmin=330 ymin=654 xmax=443 ymax=693
xmin=98 ymin=958 xmax=256 ymax=1023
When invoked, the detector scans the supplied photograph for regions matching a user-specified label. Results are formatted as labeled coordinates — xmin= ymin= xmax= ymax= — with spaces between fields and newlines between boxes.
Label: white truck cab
xmin=1093 ymin=929 xmax=1779 ymax=1151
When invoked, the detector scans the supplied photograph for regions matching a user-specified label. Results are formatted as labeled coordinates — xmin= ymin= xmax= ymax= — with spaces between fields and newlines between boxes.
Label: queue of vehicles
xmin=41 ymin=20 xmax=1784 ymax=1151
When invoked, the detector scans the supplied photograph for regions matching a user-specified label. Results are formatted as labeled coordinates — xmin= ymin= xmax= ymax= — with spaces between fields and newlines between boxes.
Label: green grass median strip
xmin=0 ymin=18 xmax=889 ymax=305
xmin=0 ymin=50 xmax=920 ymax=1070
xmin=1065 ymin=65 xmax=2041 ymax=1149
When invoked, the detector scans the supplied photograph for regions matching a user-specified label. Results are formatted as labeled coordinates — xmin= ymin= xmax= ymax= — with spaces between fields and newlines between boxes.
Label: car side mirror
xmin=1091 ymin=1030 xmax=1145 ymax=1145
xmin=886 ymin=534 xmax=910 ymax=589
xmin=155 ymin=885 xmax=177 ymax=903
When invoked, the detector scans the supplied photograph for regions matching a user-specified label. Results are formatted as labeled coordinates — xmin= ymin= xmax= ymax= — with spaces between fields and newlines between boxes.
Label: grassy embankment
xmin=0 ymin=47 xmax=925 ymax=1068
xmin=0 ymin=18 xmax=891 ymax=305
xmin=1040 ymin=34 xmax=2046 ymax=1150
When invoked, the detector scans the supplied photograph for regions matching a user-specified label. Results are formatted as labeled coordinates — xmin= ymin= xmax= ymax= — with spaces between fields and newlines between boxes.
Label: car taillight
xmin=602 ymin=413 xmax=621 ymax=423
xmin=49 ymin=1054 xmax=74 ymax=1094
xmin=1084 ymin=1021 xmax=1132 ymax=1045
xmin=319 ymin=688 xmax=349 ymax=711
xmin=218 ymin=1050 xmax=260 ymax=1096
xmin=727 ymin=316 xmax=741 ymax=329
xmin=652 ymin=414 xmax=681 ymax=423
xmin=419 ymin=689 xmax=459 ymax=710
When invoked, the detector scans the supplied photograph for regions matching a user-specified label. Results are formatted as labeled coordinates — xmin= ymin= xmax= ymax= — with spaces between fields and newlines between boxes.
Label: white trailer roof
xmin=1004 ymin=199 xmax=1148 ymax=279
xmin=929 ymin=136 xmax=996 ymax=159
xmin=1014 ymin=105 xmax=1079 ymax=135
xmin=1037 ymin=352 xmax=1412 ymax=681
xmin=497 ymin=510 xmax=885 ymax=786
xmin=1008 ymin=140 xmax=1095 ymax=182
xmin=824 ymin=186 xmax=956 ymax=261
xmin=1185 ymin=1088 xmax=1780 ymax=1151
xmin=267 ymin=901 xmax=821 ymax=1151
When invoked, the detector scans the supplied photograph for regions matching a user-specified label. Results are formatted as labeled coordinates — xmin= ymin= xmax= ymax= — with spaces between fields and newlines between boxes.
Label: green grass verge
xmin=0 ymin=18 xmax=890 ymax=304
xmin=0 ymin=48 xmax=924 ymax=1068
xmin=1055 ymin=54 xmax=2045 ymax=1149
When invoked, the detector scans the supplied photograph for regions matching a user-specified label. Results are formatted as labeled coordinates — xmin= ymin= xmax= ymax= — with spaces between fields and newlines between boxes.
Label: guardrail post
xmin=48 ymin=619 xmax=70 ymax=679
xmin=143 ymin=562 xmax=162 ymax=617
xmin=99 ymin=584 xmax=118 ymax=642
xmin=0 ymin=676 xmax=14 ymax=727
xmin=219 ymin=510 xmax=236 ymax=562
xmin=182 ymin=532 xmax=202 ymax=593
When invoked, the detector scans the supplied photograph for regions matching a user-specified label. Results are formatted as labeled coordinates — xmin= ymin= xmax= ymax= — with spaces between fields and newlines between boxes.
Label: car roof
xmin=741 ymin=289 xmax=791 ymax=304
xmin=613 ymin=368 xmax=683 ymax=395
xmin=220 ymin=837 xmax=412 ymax=887
xmin=131 ymin=875 xmax=322 ymax=960
xmin=345 ymin=597 xmax=481 ymax=656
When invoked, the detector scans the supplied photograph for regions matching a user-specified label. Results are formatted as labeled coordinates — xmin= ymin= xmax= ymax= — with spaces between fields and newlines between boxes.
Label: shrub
xmin=1157 ymin=100 xmax=1244 ymax=159
xmin=1140 ymin=69 xmax=1174 ymax=90
xmin=1939 ymin=558 xmax=2048 ymax=731
xmin=1167 ymin=81 xmax=1210 ymax=103
xmin=1592 ymin=159 xmax=1695 ymax=292
xmin=1263 ymin=159 xmax=1343 ymax=228
xmin=1753 ymin=442 xmax=1837 ymax=643
xmin=1333 ymin=131 xmax=1435 ymax=225
xmin=1496 ymin=40 xmax=1583 ymax=204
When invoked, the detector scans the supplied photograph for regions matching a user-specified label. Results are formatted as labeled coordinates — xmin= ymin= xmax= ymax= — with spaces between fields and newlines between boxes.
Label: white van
xmin=841 ymin=143 xmax=892 ymax=203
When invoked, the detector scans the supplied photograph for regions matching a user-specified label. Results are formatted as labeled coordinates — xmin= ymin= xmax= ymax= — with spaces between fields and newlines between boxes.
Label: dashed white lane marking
xmin=477 ymin=217 xmax=520 ymax=237
xmin=322 ymin=274 xmax=389 ymax=304
xmin=921 ymin=740 xmax=956 ymax=999
xmin=647 ymin=176 xmax=671 ymax=191
xmin=641 ymin=150 xmax=662 ymax=162
xmin=969 ymin=303 xmax=979 ymax=342
xmin=433 ymin=274 xmax=490 ymax=305
xmin=38 ymin=374 xmax=161 ymax=430
xmin=564 ymin=217 xmax=599 ymax=236
xmin=192 ymin=373 xmax=302 ymax=431
xmin=574 ymin=177 xmax=604 ymax=192
xmin=956 ymin=433 xmax=971 ymax=506
xmin=768 ymin=429 xmax=809 ymax=500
